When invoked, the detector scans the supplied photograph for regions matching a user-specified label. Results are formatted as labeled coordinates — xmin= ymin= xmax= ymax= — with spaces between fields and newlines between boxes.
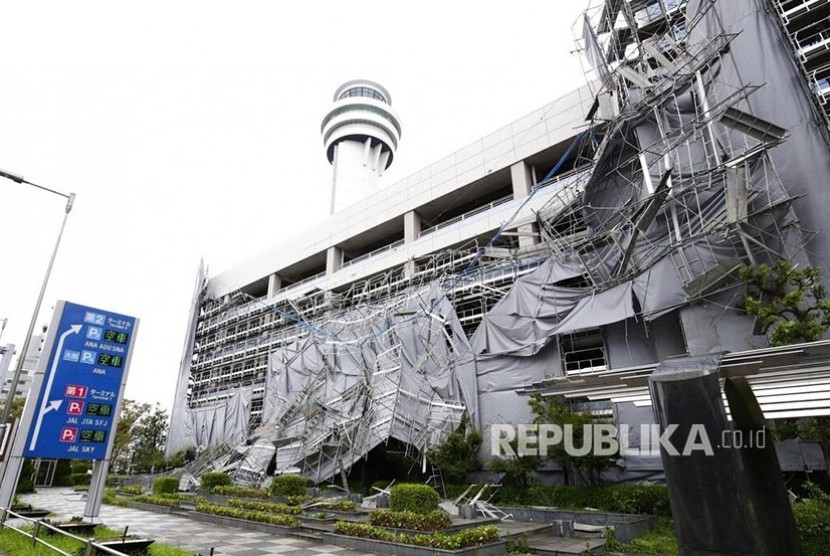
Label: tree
xmin=740 ymin=261 xmax=830 ymax=347
xmin=528 ymin=394 xmax=616 ymax=485
xmin=9 ymin=396 xmax=26 ymax=419
xmin=131 ymin=403 xmax=169 ymax=472
xmin=427 ymin=413 xmax=482 ymax=483
xmin=742 ymin=261 xmax=830 ymax=478
xmin=111 ymin=399 xmax=150 ymax=471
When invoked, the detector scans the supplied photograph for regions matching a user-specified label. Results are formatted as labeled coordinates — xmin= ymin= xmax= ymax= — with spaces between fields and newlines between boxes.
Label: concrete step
xmin=526 ymin=533 xmax=605 ymax=556
xmin=289 ymin=529 xmax=324 ymax=543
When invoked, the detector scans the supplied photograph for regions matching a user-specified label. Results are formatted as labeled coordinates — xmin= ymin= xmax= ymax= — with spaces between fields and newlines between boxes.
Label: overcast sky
xmin=0 ymin=1 xmax=591 ymax=410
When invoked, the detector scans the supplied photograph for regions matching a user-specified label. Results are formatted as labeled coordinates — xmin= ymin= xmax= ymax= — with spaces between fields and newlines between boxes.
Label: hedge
xmin=211 ymin=485 xmax=268 ymax=499
xmin=493 ymin=484 xmax=671 ymax=517
xmin=334 ymin=522 xmax=499 ymax=549
xmin=389 ymin=484 xmax=440 ymax=515
xmin=370 ymin=510 xmax=452 ymax=531
xmin=118 ymin=485 xmax=144 ymax=495
xmin=196 ymin=503 xmax=300 ymax=527
xmin=228 ymin=498 xmax=303 ymax=515
xmin=201 ymin=471 xmax=231 ymax=491
xmin=315 ymin=500 xmax=358 ymax=512
xmin=133 ymin=494 xmax=180 ymax=508
xmin=269 ymin=474 xmax=311 ymax=497
xmin=70 ymin=473 xmax=90 ymax=487
xmin=152 ymin=477 xmax=179 ymax=495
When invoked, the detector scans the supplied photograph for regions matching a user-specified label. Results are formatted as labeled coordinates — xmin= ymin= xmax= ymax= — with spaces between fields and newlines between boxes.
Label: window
xmin=338 ymin=86 xmax=387 ymax=103
xmin=559 ymin=328 xmax=608 ymax=376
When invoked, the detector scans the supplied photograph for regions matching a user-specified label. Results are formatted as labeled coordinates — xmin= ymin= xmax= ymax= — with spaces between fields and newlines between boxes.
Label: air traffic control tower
xmin=321 ymin=80 xmax=401 ymax=214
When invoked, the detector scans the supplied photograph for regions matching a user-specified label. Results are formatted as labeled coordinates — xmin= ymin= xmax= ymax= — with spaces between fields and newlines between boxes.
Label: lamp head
xmin=0 ymin=168 xmax=24 ymax=183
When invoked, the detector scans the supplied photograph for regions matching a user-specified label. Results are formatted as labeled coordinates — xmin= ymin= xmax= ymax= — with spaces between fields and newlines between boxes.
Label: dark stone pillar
xmin=649 ymin=356 xmax=756 ymax=555
xmin=649 ymin=357 xmax=803 ymax=555
xmin=724 ymin=377 xmax=802 ymax=556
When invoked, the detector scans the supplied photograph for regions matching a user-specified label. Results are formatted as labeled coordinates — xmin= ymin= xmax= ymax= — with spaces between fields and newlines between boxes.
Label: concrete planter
xmin=316 ymin=508 xmax=364 ymax=517
xmin=321 ymin=532 xmax=506 ymax=556
xmin=498 ymin=506 xmax=655 ymax=543
xmin=298 ymin=513 xmax=338 ymax=524
xmin=126 ymin=501 xmax=183 ymax=515
xmin=94 ymin=538 xmax=155 ymax=555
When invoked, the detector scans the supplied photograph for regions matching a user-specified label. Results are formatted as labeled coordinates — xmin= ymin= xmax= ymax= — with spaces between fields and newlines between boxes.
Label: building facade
xmin=0 ymin=331 xmax=45 ymax=403
xmin=167 ymin=0 xmax=830 ymax=483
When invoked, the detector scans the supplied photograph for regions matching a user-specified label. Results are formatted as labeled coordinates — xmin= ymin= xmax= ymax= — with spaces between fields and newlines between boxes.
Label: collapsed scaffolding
xmin=166 ymin=0 xmax=830 ymax=486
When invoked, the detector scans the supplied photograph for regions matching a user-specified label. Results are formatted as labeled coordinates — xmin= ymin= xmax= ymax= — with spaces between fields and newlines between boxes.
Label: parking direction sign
xmin=23 ymin=301 xmax=137 ymax=460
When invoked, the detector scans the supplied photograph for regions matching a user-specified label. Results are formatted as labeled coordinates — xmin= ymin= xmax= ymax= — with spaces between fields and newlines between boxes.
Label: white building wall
xmin=207 ymin=84 xmax=593 ymax=298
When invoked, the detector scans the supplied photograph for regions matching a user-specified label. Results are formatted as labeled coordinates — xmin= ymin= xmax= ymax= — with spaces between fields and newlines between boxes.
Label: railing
xmin=418 ymin=193 xmax=514 ymax=238
xmin=341 ymin=238 xmax=405 ymax=270
xmin=0 ymin=506 xmax=129 ymax=556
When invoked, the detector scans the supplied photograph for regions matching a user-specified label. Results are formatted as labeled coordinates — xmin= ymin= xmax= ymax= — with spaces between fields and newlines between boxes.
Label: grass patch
xmin=604 ymin=518 xmax=678 ymax=555
xmin=0 ymin=524 xmax=192 ymax=556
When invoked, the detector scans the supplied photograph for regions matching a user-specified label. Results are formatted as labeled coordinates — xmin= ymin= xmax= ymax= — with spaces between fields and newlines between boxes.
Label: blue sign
xmin=23 ymin=302 xmax=137 ymax=460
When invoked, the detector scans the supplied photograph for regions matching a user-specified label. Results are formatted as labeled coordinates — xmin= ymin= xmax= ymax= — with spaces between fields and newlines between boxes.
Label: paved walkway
xmin=15 ymin=488 xmax=377 ymax=556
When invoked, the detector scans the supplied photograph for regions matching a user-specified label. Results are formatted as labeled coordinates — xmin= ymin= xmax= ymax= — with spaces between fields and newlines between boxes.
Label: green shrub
xmin=102 ymin=488 xmax=118 ymax=505
xmin=228 ymin=498 xmax=302 ymax=515
xmin=286 ymin=494 xmax=311 ymax=506
xmin=53 ymin=460 xmax=72 ymax=487
xmin=390 ymin=484 xmax=440 ymax=515
xmin=605 ymin=517 xmax=678 ymax=554
xmin=14 ymin=459 xmax=36 ymax=494
xmin=794 ymin=484 xmax=830 ymax=556
xmin=133 ymin=494 xmax=180 ymax=508
xmin=507 ymin=533 xmax=531 ymax=553
xmin=370 ymin=510 xmax=452 ymax=531
xmin=607 ymin=484 xmax=671 ymax=516
xmin=201 ymin=471 xmax=231 ymax=491
xmin=334 ymin=521 xmax=499 ymax=549
xmin=196 ymin=503 xmax=300 ymax=527
xmin=70 ymin=473 xmax=90 ymax=487
xmin=118 ymin=485 xmax=144 ymax=495
xmin=269 ymin=474 xmax=311 ymax=497
xmin=212 ymin=485 xmax=268 ymax=499
xmin=315 ymin=500 xmax=358 ymax=512
xmin=152 ymin=477 xmax=179 ymax=495
xmin=70 ymin=460 xmax=91 ymax=474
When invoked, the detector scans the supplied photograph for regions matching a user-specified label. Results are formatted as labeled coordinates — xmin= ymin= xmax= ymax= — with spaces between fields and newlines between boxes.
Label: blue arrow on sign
xmin=28 ymin=324 xmax=82 ymax=450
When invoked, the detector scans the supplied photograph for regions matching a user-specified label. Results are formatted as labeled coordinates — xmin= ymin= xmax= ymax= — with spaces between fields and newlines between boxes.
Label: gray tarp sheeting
xmin=256 ymin=287 xmax=477 ymax=483
xmin=166 ymin=261 xmax=207 ymax=457
xmin=165 ymin=266 xmax=254 ymax=455
xmin=190 ymin=387 xmax=252 ymax=450
xmin=688 ymin=0 xmax=830 ymax=272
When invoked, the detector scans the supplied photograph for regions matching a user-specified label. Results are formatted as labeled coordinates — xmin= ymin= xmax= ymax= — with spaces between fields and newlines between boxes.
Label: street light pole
xmin=0 ymin=168 xmax=75 ymax=430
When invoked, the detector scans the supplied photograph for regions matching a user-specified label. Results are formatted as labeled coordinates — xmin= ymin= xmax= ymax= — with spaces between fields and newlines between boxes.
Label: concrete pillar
xmin=404 ymin=259 xmax=417 ymax=280
xmin=510 ymin=160 xmax=533 ymax=198
xmin=510 ymin=160 xmax=539 ymax=248
xmin=404 ymin=210 xmax=421 ymax=243
xmin=326 ymin=246 xmax=343 ymax=276
xmin=267 ymin=273 xmax=282 ymax=297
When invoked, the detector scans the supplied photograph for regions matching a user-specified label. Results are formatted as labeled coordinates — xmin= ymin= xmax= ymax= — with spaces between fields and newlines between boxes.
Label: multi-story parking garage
xmin=167 ymin=0 xmax=830 ymax=484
